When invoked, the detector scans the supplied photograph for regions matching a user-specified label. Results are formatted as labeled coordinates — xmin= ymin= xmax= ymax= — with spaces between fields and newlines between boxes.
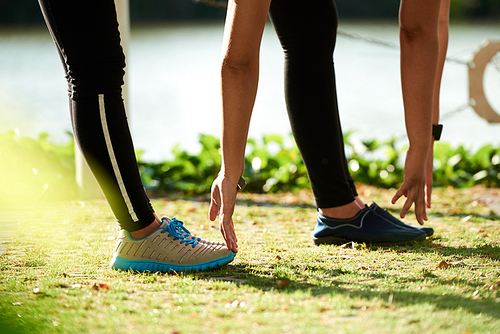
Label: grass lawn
xmin=1 ymin=185 xmax=499 ymax=334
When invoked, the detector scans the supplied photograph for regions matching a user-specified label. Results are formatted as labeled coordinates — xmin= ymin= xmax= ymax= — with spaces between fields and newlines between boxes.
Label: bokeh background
xmin=1 ymin=0 xmax=499 ymax=161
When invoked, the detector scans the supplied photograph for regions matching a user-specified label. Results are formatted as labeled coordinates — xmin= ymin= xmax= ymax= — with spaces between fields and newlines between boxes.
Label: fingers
xmin=400 ymin=192 xmax=413 ymax=219
xmin=229 ymin=219 xmax=238 ymax=243
xmin=412 ymin=175 xmax=429 ymax=224
xmin=209 ymin=176 xmax=239 ymax=252
xmin=397 ymin=148 xmax=429 ymax=224
xmin=425 ymin=183 xmax=432 ymax=209
xmin=209 ymin=185 xmax=221 ymax=222
xmin=219 ymin=194 xmax=238 ymax=252
xmin=393 ymin=182 xmax=428 ymax=223
xmin=425 ymin=163 xmax=433 ymax=209
xmin=209 ymin=197 xmax=219 ymax=222
xmin=413 ymin=193 xmax=428 ymax=225
xmin=391 ymin=189 xmax=404 ymax=205
xmin=220 ymin=213 xmax=238 ymax=253
xmin=391 ymin=182 xmax=408 ymax=205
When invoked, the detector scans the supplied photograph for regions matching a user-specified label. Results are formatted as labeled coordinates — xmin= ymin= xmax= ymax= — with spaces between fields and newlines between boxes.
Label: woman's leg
xmin=269 ymin=0 xmax=357 ymax=210
xmin=38 ymin=0 xmax=155 ymax=232
xmin=269 ymin=0 xmax=427 ymax=245
xmin=37 ymin=0 xmax=236 ymax=271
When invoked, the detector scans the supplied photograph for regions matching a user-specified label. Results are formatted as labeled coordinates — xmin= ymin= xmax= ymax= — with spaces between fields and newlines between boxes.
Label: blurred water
xmin=0 ymin=21 xmax=499 ymax=162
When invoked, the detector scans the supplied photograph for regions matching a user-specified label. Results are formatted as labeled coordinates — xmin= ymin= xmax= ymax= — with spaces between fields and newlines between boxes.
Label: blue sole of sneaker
xmin=312 ymin=234 xmax=426 ymax=246
xmin=110 ymin=252 xmax=236 ymax=273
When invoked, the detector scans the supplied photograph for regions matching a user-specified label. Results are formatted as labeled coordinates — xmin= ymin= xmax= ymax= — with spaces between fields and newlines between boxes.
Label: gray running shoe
xmin=110 ymin=217 xmax=235 ymax=273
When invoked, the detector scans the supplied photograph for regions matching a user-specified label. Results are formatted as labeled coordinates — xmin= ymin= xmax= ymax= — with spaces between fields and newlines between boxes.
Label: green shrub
xmin=433 ymin=142 xmax=500 ymax=188
xmin=0 ymin=130 xmax=77 ymax=204
xmin=138 ymin=132 xmax=500 ymax=194
xmin=343 ymin=132 xmax=405 ymax=189
xmin=137 ymin=134 xmax=221 ymax=195
xmin=2 ymin=131 xmax=499 ymax=200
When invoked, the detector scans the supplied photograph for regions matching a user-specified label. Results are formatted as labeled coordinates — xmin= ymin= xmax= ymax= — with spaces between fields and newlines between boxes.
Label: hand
xmin=391 ymin=148 xmax=428 ymax=225
xmin=209 ymin=174 xmax=239 ymax=253
xmin=425 ymin=143 xmax=434 ymax=208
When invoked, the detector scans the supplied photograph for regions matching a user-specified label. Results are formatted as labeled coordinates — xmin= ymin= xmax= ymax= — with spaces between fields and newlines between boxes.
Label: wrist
xmin=220 ymin=160 xmax=244 ymax=177
xmin=217 ymin=169 xmax=246 ymax=191
xmin=219 ymin=166 xmax=244 ymax=182
xmin=407 ymin=146 xmax=430 ymax=159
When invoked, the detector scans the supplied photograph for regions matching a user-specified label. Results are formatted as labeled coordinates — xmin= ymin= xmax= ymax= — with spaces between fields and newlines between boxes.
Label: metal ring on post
xmin=469 ymin=40 xmax=500 ymax=123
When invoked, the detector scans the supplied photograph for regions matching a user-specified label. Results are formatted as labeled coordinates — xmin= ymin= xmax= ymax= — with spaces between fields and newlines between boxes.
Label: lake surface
xmin=0 ymin=21 xmax=499 ymax=161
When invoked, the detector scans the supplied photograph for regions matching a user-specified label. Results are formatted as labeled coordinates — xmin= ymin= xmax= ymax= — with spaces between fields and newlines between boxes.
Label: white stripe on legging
xmin=98 ymin=94 xmax=139 ymax=222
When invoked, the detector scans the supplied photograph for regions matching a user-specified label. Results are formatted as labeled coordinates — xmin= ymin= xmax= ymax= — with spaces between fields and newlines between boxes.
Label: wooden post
xmin=75 ymin=0 xmax=131 ymax=199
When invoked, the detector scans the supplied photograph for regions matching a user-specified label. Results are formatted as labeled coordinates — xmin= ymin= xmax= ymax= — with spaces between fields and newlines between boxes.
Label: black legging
xmin=269 ymin=0 xmax=358 ymax=208
xmin=38 ymin=0 xmax=155 ymax=232
xmin=39 ymin=0 xmax=355 ymax=228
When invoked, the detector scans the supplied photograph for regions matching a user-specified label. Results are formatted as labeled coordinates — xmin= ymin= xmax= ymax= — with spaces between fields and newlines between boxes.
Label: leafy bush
xmin=1 ymin=131 xmax=499 ymax=201
xmin=343 ymin=132 xmax=406 ymax=189
xmin=137 ymin=134 xmax=221 ymax=195
xmin=433 ymin=142 xmax=500 ymax=188
xmin=138 ymin=132 xmax=500 ymax=194
xmin=0 ymin=130 xmax=77 ymax=204
xmin=242 ymin=134 xmax=309 ymax=193
xmin=136 ymin=133 xmax=309 ymax=195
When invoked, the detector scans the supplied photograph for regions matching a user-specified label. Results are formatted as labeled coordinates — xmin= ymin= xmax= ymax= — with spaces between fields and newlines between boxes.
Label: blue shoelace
xmin=161 ymin=217 xmax=202 ymax=242
xmin=175 ymin=220 xmax=202 ymax=243
xmin=160 ymin=217 xmax=199 ymax=248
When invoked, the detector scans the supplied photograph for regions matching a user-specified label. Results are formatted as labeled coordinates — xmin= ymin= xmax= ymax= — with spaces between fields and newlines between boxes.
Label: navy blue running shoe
xmin=369 ymin=203 xmax=434 ymax=237
xmin=312 ymin=207 xmax=427 ymax=246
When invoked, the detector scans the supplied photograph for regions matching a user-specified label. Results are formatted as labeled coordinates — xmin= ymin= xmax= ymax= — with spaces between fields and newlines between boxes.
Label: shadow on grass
xmin=189 ymin=259 xmax=500 ymax=320
xmin=182 ymin=242 xmax=500 ymax=319
xmin=384 ymin=207 xmax=500 ymax=221
xmin=408 ymin=242 xmax=500 ymax=259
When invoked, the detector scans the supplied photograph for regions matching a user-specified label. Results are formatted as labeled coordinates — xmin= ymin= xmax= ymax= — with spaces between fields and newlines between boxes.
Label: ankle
xmin=354 ymin=196 xmax=365 ymax=208
xmin=319 ymin=200 xmax=362 ymax=219
xmin=129 ymin=215 xmax=161 ymax=239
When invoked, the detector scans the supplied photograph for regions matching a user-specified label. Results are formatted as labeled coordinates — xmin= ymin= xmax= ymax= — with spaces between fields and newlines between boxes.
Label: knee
xmin=221 ymin=58 xmax=252 ymax=78
xmin=280 ymin=29 xmax=336 ymax=57
xmin=399 ymin=17 xmax=425 ymax=40
xmin=68 ymin=63 xmax=125 ymax=98
xmin=271 ymin=5 xmax=337 ymax=55
xmin=399 ymin=12 xmax=437 ymax=42
xmin=220 ymin=47 xmax=261 ymax=79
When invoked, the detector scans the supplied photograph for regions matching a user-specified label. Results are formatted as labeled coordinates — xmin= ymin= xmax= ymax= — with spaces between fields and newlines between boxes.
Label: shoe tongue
xmin=160 ymin=216 xmax=171 ymax=226
xmin=164 ymin=218 xmax=186 ymax=239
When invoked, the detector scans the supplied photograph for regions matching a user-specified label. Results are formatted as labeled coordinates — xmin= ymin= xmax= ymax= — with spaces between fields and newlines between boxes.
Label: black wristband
xmin=432 ymin=124 xmax=443 ymax=141
xmin=237 ymin=176 xmax=247 ymax=191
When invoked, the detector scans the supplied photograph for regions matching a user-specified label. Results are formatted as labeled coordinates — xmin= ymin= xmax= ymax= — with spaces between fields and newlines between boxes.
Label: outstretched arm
xmin=392 ymin=0 xmax=442 ymax=225
xmin=426 ymin=0 xmax=450 ymax=208
xmin=209 ymin=0 xmax=272 ymax=252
